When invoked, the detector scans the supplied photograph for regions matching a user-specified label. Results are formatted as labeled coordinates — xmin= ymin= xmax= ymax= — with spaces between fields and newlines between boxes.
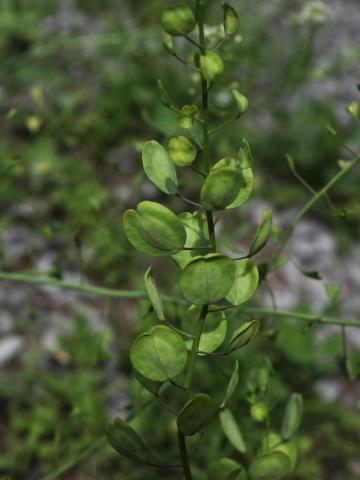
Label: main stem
xmin=177 ymin=3 xmax=216 ymax=479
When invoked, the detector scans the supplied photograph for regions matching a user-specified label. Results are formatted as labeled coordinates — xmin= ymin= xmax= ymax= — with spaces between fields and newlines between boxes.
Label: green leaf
xmin=300 ymin=269 xmax=322 ymax=280
xmin=106 ymin=417 xmax=151 ymax=463
xmin=177 ymin=393 xmax=216 ymax=436
xmin=281 ymin=393 xmax=303 ymax=440
xmin=249 ymin=210 xmax=272 ymax=257
xmin=226 ymin=259 xmax=259 ymax=306
xmin=249 ymin=452 xmax=292 ymax=480
xmin=157 ymin=79 xmax=171 ymax=106
xmin=324 ymin=283 xmax=341 ymax=301
xmin=200 ymin=51 xmax=224 ymax=82
xmin=219 ymin=409 xmax=246 ymax=453
xmin=130 ymin=325 xmax=187 ymax=381
xmin=161 ymin=3 xmax=196 ymax=37
xmin=179 ymin=254 xmax=235 ymax=304
xmin=183 ymin=305 xmax=227 ymax=353
xmin=123 ymin=201 xmax=186 ymax=256
xmin=142 ymin=140 xmax=178 ymax=194
xmin=133 ymin=369 xmax=161 ymax=396
xmin=208 ymin=458 xmax=245 ymax=480
xmin=144 ymin=267 xmax=165 ymax=321
xmin=227 ymin=320 xmax=260 ymax=352
xmin=222 ymin=360 xmax=239 ymax=406
xmin=168 ymin=136 xmax=197 ymax=167
xmin=223 ymin=3 xmax=239 ymax=35
xmin=261 ymin=432 xmax=298 ymax=471
xmin=232 ymin=89 xmax=248 ymax=114
xmin=178 ymin=104 xmax=198 ymax=130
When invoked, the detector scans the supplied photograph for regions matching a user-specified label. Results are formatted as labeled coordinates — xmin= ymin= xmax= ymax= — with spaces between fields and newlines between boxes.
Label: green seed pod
xmin=178 ymin=104 xmax=198 ymax=130
xmin=161 ymin=4 xmax=196 ymax=37
xmin=281 ymin=393 xmax=303 ymax=440
xmin=157 ymin=80 xmax=171 ymax=107
xmin=249 ymin=451 xmax=292 ymax=480
xmin=161 ymin=29 xmax=174 ymax=54
xmin=232 ymin=89 xmax=249 ymax=114
xmin=200 ymin=51 xmax=224 ymax=82
xmin=168 ymin=136 xmax=197 ymax=166
xmin=223 ymin=3 xmax=239 ymax=35
xmin=346 ymin=101 xmax=359 ymax=120
xmin=250 ymin=402 xmax=268 ymax=423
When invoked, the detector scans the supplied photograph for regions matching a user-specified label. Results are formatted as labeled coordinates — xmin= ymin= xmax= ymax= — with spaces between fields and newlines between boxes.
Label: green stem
xmin=270 ymin=154 xmax=360 ymax=269
xmin=242 ymin=307 xmax=360 ymax=328
xmin=0 ymin=271 xmax=182 ymax=304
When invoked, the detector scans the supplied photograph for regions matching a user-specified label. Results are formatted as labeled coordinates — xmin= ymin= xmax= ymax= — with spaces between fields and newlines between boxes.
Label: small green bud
xmin=177 ymin=104 xmax=198 ymax=130
xmin=161 ymin=29 xmax=174 ymax=54
xmin=222 ymin=3 xmax=239 ymax=35
xmin=232 ymin=89 xmax=249 ymax=114
xmin=200 ymin=52 xmax=224 ymax=82
xmin=168 ymin=136 xmax=197 ymax=167
xmin=250 ymin=402 xmax=268 ymax=422
xmin=161 ymin=3 xmax=196 ymax=37
xmin=238 ymin=139 xmax=252 ymax=167
xmin=157 ymin=80 xmax=171 ymax=107
xmin=346 ymin=101 xmax=359 ymax=120
xmin=326 ymin=124 xmax=338 ymax=137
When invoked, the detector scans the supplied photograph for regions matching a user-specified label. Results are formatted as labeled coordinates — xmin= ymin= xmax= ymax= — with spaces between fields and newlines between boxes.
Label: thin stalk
xmin=270 ymin=154 xmax=360 ymax=269
xmin=209 ymin=113 xmax=241 ymax=136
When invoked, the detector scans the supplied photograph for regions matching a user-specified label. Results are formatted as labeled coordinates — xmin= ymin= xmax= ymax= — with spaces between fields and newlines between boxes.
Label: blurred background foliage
xmin=0 ymin=0 xmax=359 ymax=479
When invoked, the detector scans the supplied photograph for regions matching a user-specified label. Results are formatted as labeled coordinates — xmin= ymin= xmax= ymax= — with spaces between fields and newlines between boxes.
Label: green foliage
xmin=130 ymin=325 xmax=188 ymax=381
xmin=177 ymin=393 xmax=216 ymax=436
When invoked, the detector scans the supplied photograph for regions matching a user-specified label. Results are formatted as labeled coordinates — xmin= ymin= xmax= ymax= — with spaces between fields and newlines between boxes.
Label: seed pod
xmin=168 ymin=136 xmax=197 ymax=166
xmin=161 ymin=4 xmax=196 ymax=37
xmin=157 ymin=80 xmax=171 ymax=107
xmin=177 ymin=104 xmax=198 ymax=130
xmin=232 ymin=89 xmax=248 ymax=114
xmin=223 ymin=3 xmax=239 ymax=35
xmin=250 ymin=402 xmax=268 ymax=423
xmin=200 ymin=52 xmax=224 ymax=82
xmin=281 ymin=393 xmax=303 ymax=440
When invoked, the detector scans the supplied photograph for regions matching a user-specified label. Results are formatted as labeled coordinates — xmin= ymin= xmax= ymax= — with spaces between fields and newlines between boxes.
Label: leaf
xmin=142 ymin=140 xmax=178 ymax=194
xmin=345 ymin=351 xmax=360 ymax=381
xmin=183 ymin=305 xmax=227 ymax=353
xmin=179 ymin=254 xmax=235 ymax=304
xmin=219 ymin=409 xmax=246 ymax=453
xmin=226 ymin=259 xmax=259 ymax=306
xmin=222 ymin=361 xmax=239 ymax=406
xmin=223 ymin=3 xmax=239 ymax=35
xmin=226 ymin=320 xmax=260 ymax=352
xmin=157 ymin=79 xmax=171 ymax=106
xmin=133 ymin=369 xmax=161 ymax=396
xmin=249 ymin=452 xmax=292 ymax=480
xmin=300 ymin=269 xmax=322 ymax=280
xmin=106 ymin=417 xmax=151 ymax=463
xmin=249 ymin=210 xmax=272 ymax=257
xmin=177 ymin=393 xmax=216 ymax=436
xmin=201 ymin=166 xmax=243 ymax=211
xmin=123 ymin=201 xmax=186 ymax=256
xmin=261 ymin=432 xmax=298 ymax=471
xmin=346 ymin=101 xmax=359 ymax=120
xmin=168 ymin=136 xmax=197 ymax=167
xmin=144 ymin=267 xmax=165 ymax=321
xmin=200 ymin=51 xmax=224 ymax=82
xmin=208 ymin=458 xmax=245 ymax=480
xmin=324 ymin=283 xmax=341 ymax=301
xmin=161 ymin=4 xmax=196 ymax=37
xmin=172 ymin=211 xmax=211 ymax=268
xmin=178 ymin=104 xmax=198 ymax=130
xmin=130 ymin=325 xmax=187 ymax=381
xmin=232 ymin=89 xmax=248 ymax=114
xmin=281 ymin=393 xmax=303 ymax=441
